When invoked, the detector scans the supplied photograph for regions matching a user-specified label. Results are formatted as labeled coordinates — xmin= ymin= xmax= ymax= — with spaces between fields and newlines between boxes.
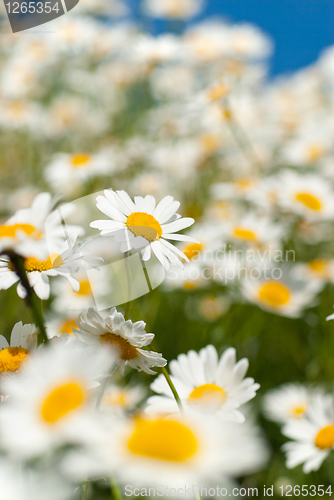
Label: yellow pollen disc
xmin=183 ymin=242 xmax=203 ymax=260
xmin=0 ymin=346 xmax=29 ymax=373
xmin=183 ymin=281 xmax=198 ymax=290
xmin=60 ymin=318 xmax=78 ymax=335
xmin=258 ymin=282 xmax=291 ymax=307
xmin=200 ymin=134 xmax=221 ymax=154
xmin=126 ymin=212 xmax=162 ymax=242
xmin=21 ymin=254 xmax=63 ymax=273
xmin=0 ymin=223 xmax=40 ymax=239
xmin=127 ymin=418 xmax=198 ymax=462
xmin=41 ymin=382 xmax=85 ymax=424
xmin=235 ymin=178 xmax=253 ymax=192
xmin=315 ymin=425 xmax=334 ymax=450
xmin=100 ymin=332 xmax=138 ymax=361
xmin=208 ymin=83 xmax=229 ymax=101
xmin=307 ymin=144 xmax=324 ymax=163
xmin=233 ymin=228 xmax=257 ymax=240
xmin=103 ymin=390 xmax=128 ymax=407
xmin=295 ymin=192 xmax=322 ymax=211
xmin=291 ymin=405 xmax=307 ymax=418
xmin=76 ymin=280 xmax=92 ymax=296
xmin=189 ymin=383 xmax=226 ymax=407
xmin=70 ymin=154 xmax=91 ymax=168
xmin=308 ymin=259 xmax=329 ymax=278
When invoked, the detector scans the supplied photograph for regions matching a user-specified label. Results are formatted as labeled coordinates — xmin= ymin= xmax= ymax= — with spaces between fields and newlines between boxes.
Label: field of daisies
xmin=1 ymin=0 xmax=334 ymax=498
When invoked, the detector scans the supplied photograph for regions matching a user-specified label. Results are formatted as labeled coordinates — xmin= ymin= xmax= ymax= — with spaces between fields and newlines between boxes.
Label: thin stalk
xmin=161 ymin=366 xmax=184 ymax=414
xmin=124 ymin=251 xmax=132 ymax=320
xmin=140 ymin=254 xmax=152 ymax=292
xmin=95 ymin=360 xmax=117 ymax=410
xmin=110 ymin=475 xmax=124 ymax=500
xmin=5 ymin=252 xmax=48 ymax=344
xmin=81 ymin=483 xmax=87 ymax=500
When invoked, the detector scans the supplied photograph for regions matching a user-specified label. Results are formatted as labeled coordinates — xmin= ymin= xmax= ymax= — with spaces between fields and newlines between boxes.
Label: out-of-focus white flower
xmin=73 ymin=307 xmax=167 ymax=375
xmin=90 ymin=190 xmax=197 ymax=270
xmin=44 ymin=152 xmax=113 ymax=197
xmin=0 ymin=322 xmax=38 ymax=375
xmin=146 ymin=345 xmax=259 ymax=423
xmin=282 ymin=393 xmax=334 ymax=473
xmin=62 ymin=412 xmax=268 ymax=488
xmin=223 ymin=213 xmax=285 ymax=247
xmin=263 ymin=384 xmax=322 ymax=424
xmin=275 ymin=171 xmax=334 ymax=220
xmin=0 ymin=340 xmax=111 ymax=459
xmin=143 ymin=0 xmax=204 ymax=19
xmin=100 ymin=384 xmax=146 ymax=414
xmin=241 ymin=267 xmax=323 ymax=317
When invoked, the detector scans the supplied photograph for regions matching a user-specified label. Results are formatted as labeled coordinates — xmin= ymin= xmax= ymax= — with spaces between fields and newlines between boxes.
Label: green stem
xmin=81 ymin=483 xmax=87 ymax=500
xmin=124 ymin=251 xmax=132 ymax=320
xmin=6 ymin=252 xmax=49 ymax=344
xmin=110 ymin=475 xmax=123 ymax=500
xmin=140 ymin=255 xmax=152 ymax=292
xmin=161 ymin=366 xmax=184 ymax=414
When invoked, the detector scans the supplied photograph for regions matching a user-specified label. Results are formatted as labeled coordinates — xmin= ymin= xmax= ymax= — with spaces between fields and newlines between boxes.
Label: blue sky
xmin=132 ymin=0 xmax=334 ymax=76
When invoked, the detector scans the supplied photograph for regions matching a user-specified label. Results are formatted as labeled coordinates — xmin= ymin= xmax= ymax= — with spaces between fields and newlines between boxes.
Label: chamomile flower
xmin=241 ymin=267 xmax=322 ymax=317
xmin=0 ymin=192 xmax=83 ymax=259
xmin=276 ymin=171 xmax=334 ymax=220
xmin=0 ymin=340 xmax=111 ymax=459
xmin=73 ymin=307 xmax=167 ymax=375
xmin=282 ymin=393 xmax=334 ymax=473
xmin=143 ymin=0 xmax=204 ymax=19
xmin=44 ymin=152 xmax=112 ymax=197
xmin=263 ymin=384 xmax=320 ymax=424
xmin=100 ymin=384 xmax=146 ymax=414
xmin=90 ymin=190 xmax=197 ymax=270
xmin=0 ymin=322 xmax=38 ymax=376
xmin=146 ymin=345 xmax=259 ymax=423
xmin=63 ymin=412 xmax=268 ymax=488
xmin=0 ymin=236 xmax=101 ymax=300
xmin=224 ymin=214 xmax=285 ymax=248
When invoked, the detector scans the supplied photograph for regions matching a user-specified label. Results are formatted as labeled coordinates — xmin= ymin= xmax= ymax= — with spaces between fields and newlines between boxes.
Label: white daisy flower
xmin=0 ymin=236 xmax=101 ymax=301
xmin=62 ymin=412 xmax=268 ymax=488
xmin=146 ymin=345 xmax=259 ymax=423
xmin=44 ymin=151 xmax=112 ymax=197
xmin=0 ymin=322 xmax=38 ymax=376
xmin=46 ymin=315 xmax=80 ymax=339
xmin=241 ymin=267 xmax=322 ymax=318
xmin=90 ymin=190 xmax=197 ymax=270
xmin=0 ymin=340 xmax=111 ymax=459
xmin=0 ymin=192 xmax=83 ymax=259
xmin=100 ymin=384 xmax=146 ymax=414
xmin=263 ymin=384 xmax=321 ymax=424
xmin=282 ymin=393 xmax=334 ymax=473
xmin=142 ymin=0 xmax=204 ymax=19
xmin=73 ymin=307 xmax=167 ymax=375
xmin=275 ymin=171 xmax=334 ymax=220
xmin=224 ymin=213 xmax=285 ymax=247
xmin=293 ymin=259 xmax=334 ymax=286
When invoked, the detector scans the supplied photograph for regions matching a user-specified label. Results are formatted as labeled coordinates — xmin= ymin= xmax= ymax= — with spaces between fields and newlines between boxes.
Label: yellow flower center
xmin=60 ymin=318 xmax=78 ymax=335
xmin=126 ymin=212 xmax=162 ymax=242
xmin=308 ymin=259 xmax=329 ymax=277
xmin=22 ymin=254 xmax=63 ymax=273
xmin=0 ymin=346 xmax=29 ymax=373
xmin=103 ymin=389 xmax=128 ymax=408
xmin=189 ymin=383 xmax=226 ymax=408
xmin=235 ymin=178 xmax=253 ymax=192
xmin=307 ymin=144 xmax=324 ymax=163
xmin=199 ymin=297 xmax=225 ymax=320
xmin=200 ymin=134 xmax=221 ymax=154
xmin=295 ymin=192 xmax=322 ymax=211
xmin=76 ymin=280 xmax=92 ymax=296
xmin=208 ymin=83 xmax=229 ymax=102
xmin=182 ymin=242 xmax=203 ymax=260
xmin=290 ymin=405 xmax=307 ymax=418
xmin=70 ymin=154 xmax=91 ymax=168
xmin=41 ymin=381 xmax=86 ymax=424
xmin=127 ymin=418 xmax=198 ymax=462
xmin=315 ymin=425 xmax=334 ymax=450
xmin=0 ymin=223 xmax=40 ymax=239
xmin=233 ymin=228 xmax=257 ymax=240
xmin=100 ymin=332 xmax=138 ymax=361
xmin=258 ymin=282 xmax=291 ymax=307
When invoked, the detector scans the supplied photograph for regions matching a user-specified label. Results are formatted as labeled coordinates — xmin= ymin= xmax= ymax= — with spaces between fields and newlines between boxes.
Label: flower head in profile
xmin=73 ymin=307 xmax=167 ymax=375
xmin=0 ymin=322 xmax=38 ymax=376
xmin=90 ymin=190 xmax=197 ymax=270
xmin=282 ymin=393 xmax=334 ymax=473
xmin=146 ymin=345 xmax=259 ymax=422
